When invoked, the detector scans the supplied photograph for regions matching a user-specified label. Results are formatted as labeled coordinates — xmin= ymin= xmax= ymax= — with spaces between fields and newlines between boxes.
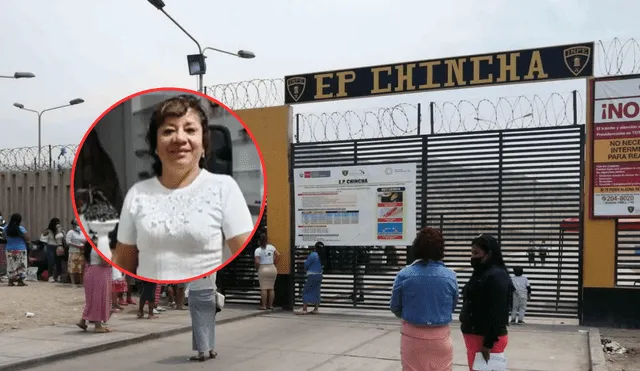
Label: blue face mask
xmin=74 ymin=226 xmax=81 ymax=232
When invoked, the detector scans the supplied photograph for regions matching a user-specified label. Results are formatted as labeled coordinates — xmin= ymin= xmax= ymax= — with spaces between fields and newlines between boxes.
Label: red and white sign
xmin=591 ymin=74 xmax=640 ymax=218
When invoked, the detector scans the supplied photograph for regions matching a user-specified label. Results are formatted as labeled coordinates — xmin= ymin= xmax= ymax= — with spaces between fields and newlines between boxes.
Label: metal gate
xmin=217 ymin=204 xmax=267 ymax=304
xmin=292 ymin=125 xmax=584 ymax=319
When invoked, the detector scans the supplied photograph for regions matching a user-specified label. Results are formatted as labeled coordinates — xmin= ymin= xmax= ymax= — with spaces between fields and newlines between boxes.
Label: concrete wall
xmin=0 ymin=169 xmax=74 ymax=238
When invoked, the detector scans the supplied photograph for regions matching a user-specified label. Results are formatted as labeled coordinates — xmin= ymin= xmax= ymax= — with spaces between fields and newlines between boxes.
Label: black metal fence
xmin=216 ymin=204 xmax=267 ymax=304
xmin=615 ymin=220 xmax=640 ymax=287
xmin=292 ymin=125 xmax=584 ymax=319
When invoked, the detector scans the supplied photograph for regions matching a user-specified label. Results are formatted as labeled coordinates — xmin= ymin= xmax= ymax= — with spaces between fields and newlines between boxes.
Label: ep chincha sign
xmin=284 ymin=42 xmax=594 ymax=104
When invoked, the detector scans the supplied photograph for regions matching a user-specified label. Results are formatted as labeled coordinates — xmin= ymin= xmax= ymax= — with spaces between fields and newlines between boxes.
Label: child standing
xmin=510 ymin=267 xmax=531 ymax=324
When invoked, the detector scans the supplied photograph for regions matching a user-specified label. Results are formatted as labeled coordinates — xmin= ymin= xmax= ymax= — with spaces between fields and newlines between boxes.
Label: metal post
xmin=429 ymin=102 xmax=435 ymax=134
xmin=497 ymin=132 xmax=504 ymax=241
xmin=417 ymin=103 xmax=422 ymax=135
xmin=295 ymin=114 xmax=300 ymax=143
xmin=572 ymin=90 xmax=578 ymax=125
xmin=37 ymin=113 xmax=42 ymax=168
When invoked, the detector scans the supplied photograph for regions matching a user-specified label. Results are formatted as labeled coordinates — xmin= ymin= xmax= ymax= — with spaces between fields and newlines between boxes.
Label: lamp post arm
xmin=160 ymin=9 xmax=203 ymax=54
xmin=203 ymin=47 xmax=238 ymax=58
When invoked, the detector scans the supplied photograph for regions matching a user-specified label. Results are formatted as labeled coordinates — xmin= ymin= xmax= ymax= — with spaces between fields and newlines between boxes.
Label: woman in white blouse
xmin=114 ymin=95 xmax=255 ymax=281
xmin=40 ymin=218 xmax=65 ymax=283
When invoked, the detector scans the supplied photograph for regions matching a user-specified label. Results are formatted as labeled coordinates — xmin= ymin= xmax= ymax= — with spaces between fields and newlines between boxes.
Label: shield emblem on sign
xmin=628 ymin=206 xmax=635 ymax=213
xmin=563 ymin=46 xmax=591 ymax=76
xmin=286 ymin=77 xmax=306 ymax=102
xmin=342 ymin=170 xmax=349 ymax=176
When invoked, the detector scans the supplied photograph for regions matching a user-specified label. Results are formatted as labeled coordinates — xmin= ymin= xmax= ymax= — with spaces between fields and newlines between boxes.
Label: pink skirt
xmin=82 ymin=264 xmax=112 ymax=322
xmin=462 ymin=334 xmax=509 ymax=371
xmin=401 ymin=322 xmax=453 ymax=371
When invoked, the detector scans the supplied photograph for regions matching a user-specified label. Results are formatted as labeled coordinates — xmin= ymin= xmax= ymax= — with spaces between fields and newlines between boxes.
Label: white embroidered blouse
xmin=116 ymin=170 xmax=254 ymax=281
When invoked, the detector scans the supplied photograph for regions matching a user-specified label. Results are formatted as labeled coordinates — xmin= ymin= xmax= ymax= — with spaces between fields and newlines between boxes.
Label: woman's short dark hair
xmin=146 ymin=94 xmax=211 ymax=176
xmin=412 ymin=227 xmax=445 ymax=261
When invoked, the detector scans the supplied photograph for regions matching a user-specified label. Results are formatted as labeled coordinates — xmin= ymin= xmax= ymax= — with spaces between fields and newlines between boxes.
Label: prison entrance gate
xmin=292 ymin=125 xmax=584 ymax=319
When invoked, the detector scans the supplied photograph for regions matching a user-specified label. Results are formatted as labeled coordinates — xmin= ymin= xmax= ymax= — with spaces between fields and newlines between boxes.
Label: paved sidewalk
xmin=0 ymin=306 xmax=604 ymax=371
xmin=0 ymin=305 xmax=270 ymax=371
xmin=10 ymin=311 xmax=600 ymax=371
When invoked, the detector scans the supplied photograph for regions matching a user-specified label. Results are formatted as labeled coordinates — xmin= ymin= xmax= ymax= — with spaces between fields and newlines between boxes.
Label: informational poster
xmin=293 ymin=163 xmax=417 ymax=246
xmin=591 ymin=74 xmax=640 ymax=218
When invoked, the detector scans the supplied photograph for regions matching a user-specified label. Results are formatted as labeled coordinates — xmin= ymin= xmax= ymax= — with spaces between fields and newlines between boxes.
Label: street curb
xmin=587 ymin=327 xmax=607 ymax=371
xmin=0 ymin=309 xmax=276 ymax=371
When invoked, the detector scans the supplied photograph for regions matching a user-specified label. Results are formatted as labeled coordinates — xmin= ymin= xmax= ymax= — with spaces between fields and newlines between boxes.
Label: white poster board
xmin=293 ymin=163 xmax=417 ymax=246
xmin=591 ymin=75 xmax=640 ymax=218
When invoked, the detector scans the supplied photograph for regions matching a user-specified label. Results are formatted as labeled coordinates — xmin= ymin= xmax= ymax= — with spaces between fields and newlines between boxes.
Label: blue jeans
xmin=46 ymin=245 xmax=63 ymax=280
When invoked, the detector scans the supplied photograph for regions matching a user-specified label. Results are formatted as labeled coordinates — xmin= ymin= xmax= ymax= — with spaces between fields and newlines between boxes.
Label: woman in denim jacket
xmin=390 ymin=227 xmax=459 ymax=371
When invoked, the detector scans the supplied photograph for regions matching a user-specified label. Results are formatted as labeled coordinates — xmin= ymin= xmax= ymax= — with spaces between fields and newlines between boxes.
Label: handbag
xmin=216 ymin=291 xmax=225 ymax=310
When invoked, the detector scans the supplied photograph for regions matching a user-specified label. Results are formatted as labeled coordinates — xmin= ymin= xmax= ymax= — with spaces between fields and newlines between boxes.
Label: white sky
xmin=0 ymin=0 xmax=638 ymax=148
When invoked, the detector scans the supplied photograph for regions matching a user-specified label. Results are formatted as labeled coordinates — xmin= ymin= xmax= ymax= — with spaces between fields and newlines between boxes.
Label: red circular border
xmin=69 ymin=87 xmax=268 ymax=284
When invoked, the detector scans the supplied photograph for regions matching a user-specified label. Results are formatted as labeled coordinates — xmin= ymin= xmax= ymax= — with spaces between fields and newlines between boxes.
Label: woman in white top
xmin=114 ymin=95 xmax=255 ymax=281
xmin=254 ymin=233 xmax=280 ymax=310
xmin=40 ymin=218 xmax=65 ymax=283
xmin=65 ymin=219 xmax=87 ymax=288
xmin=187 ymin=274 xmax=218 ymax=362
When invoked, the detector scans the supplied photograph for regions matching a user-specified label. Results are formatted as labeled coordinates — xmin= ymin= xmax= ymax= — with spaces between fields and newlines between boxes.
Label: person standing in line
xmin=538 ymin=241 xmax=548 ymax=266
xmin=254 ymin=233 xmax=280 ymax=310
xmin=41 ymin=218 xmax=65 ymax=283
xmin=76 ymin=238 xmax=112 ymax=333
xmin=460 ymin=234 xmax=513 ymax=370
xmin=187 ymin=274 xmax=218 ymax=362
xmin=390 ymin=227 xmax=459 ymax=371
xmin=298 ymin=241 xmax=324 ymax=315
xmin=510 ymin=267 xmax=531 ymax=325
xmin=138 ymin=279 xmax=159 ymax=319
xmin=65 ymin=219 xmax=86 ymax=288
xmin=527 ymin=241 xmax=537 ymax=267
xmin=3 ymin=213 xmax=30 ymax=286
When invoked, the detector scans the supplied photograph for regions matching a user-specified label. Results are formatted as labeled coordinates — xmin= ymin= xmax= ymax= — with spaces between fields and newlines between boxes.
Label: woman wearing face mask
xmin=66 ymin=219 xmax=86 ymax=288
xmin=113 ymin=95 xmax=254 ymax=282
xmin=459 ymin=234 xmax=514 ymax=370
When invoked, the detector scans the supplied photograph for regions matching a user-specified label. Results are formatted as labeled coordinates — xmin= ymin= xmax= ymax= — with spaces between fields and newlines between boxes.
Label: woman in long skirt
xmin=187 ymin=275 xmax=217 ymax=362
xmin=77 ymin=240 xmax=113 ymax=333
xmin=298 ymin=242 xmax=324 ymax=315
xmin=3 ymin=213 xmax=30 ymax=286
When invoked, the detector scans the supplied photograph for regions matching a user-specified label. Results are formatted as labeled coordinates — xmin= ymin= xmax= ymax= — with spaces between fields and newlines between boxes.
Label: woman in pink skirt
xmin=77 ymin=239 xmax=113 ymax=333
xmin=390 ymin=227 xmax=459 ymax=371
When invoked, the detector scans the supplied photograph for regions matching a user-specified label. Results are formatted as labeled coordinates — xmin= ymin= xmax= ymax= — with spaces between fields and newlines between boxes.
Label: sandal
xmin=209 ymin=351 xmax=217 ymax=359
xmin=94 ymin=327 xmax=112 ymax=333
xmin=76 ymin=322 xmax=88 ymax=331
xmin=188 ymin=355 xmax=205 ymax=362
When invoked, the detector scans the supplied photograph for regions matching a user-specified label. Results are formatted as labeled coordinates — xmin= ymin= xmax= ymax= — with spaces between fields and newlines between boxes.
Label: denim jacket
xmin=390 ymin=259 xmax=459 ymax=326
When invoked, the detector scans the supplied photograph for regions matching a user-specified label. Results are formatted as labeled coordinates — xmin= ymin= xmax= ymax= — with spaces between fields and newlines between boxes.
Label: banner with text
xmin=591 ymin=74 xmax=640 ymax=218
xmin=284 ymin=42 xmax=594 ymax=104
xmin=293 ymin=164 xmax=417 ymax=246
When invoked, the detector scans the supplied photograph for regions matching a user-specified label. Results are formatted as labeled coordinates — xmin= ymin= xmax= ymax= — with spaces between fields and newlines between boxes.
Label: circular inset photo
xmin=70 ymin=87 xmax=266 ymax=283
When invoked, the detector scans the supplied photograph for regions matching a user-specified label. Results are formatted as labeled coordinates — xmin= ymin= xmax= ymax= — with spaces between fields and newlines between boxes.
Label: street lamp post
xmin=146 ymin=0 xmax=255 ymax=92
xmin=13 ymin=98 xmax=85 ymax=168
xmin=0 ymin=72 xmax=36 ymax=79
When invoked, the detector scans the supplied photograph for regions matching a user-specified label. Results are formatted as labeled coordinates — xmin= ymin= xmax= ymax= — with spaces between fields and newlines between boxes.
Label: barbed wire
xmin=295 ymin=91 xmax=583 ymax=141
xmin=596 ymin=37 xmax=640 ymax=76
xmin=206 ymin=37 xmax=639 ymax=110
xmin=0 ymin=145 xmax=78 ymax=172
xmin=204 ymin=79 xmax=284 ymax=110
